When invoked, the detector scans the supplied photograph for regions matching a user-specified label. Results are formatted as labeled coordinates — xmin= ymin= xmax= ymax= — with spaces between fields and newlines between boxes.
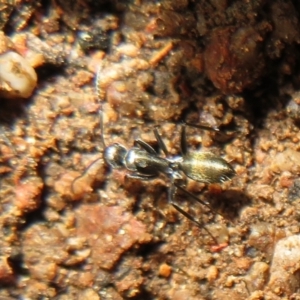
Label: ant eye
xmin=104 ymin=143 xmax=127 ymax=169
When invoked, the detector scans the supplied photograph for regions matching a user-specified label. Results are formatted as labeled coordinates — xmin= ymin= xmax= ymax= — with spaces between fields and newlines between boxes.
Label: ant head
xmin=104 ymin=143 xmax=127 ymax=169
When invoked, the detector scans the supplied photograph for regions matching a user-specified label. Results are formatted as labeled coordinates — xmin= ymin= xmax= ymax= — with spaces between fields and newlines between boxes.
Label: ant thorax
xmin=125 ymin=147 xmax=169 ymax=175
xmin=167 ymin=156 xmax=183 ymax=172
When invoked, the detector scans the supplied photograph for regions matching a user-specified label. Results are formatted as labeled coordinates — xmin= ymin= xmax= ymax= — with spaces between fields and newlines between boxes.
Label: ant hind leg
xmin=168 ymin=183 xmax=219 ymax=244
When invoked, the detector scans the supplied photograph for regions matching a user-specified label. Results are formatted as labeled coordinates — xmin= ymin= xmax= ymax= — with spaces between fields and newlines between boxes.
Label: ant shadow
xmin=207 ymin=188 xmax=252 ymax=221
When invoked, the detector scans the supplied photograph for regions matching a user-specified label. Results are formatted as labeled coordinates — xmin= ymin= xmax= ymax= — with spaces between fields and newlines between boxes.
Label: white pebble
xmin=268 ymin=234 xmax=300 ymax=294
xmin=0 ymin=51 xmax=37 ymax=98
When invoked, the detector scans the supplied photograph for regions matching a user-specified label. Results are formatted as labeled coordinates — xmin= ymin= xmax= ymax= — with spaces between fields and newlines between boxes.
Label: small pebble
xmin=159 ymin=263 xmax=172 ymax=278
xmin=0 ymin=51 xmax=37 ymax=98
xmin=245 ymin=261 xmax=269 ymax=292
xmin=78 ymin=288 xmax=100 ymax=300
xmin=206 ymin=265 xmax=218 ymax=282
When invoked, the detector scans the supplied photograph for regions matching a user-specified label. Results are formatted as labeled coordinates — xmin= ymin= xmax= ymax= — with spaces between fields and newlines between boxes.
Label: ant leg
xmin=172 ymin=202 xmax=218 ymax=244
xmin=184 ymin=121 xmax=219 ymax=132
xmin=99 ymin=108 xmax=107 ymax=149
xmin=153 ymin=126 xmax=169 ymax=157
xmin=168 ymin=184 xmax=218 ymax=244
xmin=95 ymin=66 xmax=108 ymax=150
xmin=175 ymin=183 xmax=227 ymax=220
xmin=134 ymin=139 xmax=157 ymax=155
xmin=174 ymin=183 xmax=219 ymax=216
xmin=127 ymin=173 xmax=157 ymax=181
xmin=180 ymin=121 xmax=220 ymax=156
xmin=180 ymin=123 xmax=187 ymax=156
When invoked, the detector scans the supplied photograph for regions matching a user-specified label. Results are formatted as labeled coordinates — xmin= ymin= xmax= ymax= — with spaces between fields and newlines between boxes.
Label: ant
xmin=73 ymin=68 xmax=236 ymax=242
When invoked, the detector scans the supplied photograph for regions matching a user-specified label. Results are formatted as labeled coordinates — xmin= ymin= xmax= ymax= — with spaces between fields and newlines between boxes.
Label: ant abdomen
xmin=179 ymin=151 xmax=236 ymax=184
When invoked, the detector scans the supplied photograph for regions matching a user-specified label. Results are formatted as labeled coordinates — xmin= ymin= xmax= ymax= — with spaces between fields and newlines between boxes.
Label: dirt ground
xmin=1 ymin=0 xmax=300 ymax=299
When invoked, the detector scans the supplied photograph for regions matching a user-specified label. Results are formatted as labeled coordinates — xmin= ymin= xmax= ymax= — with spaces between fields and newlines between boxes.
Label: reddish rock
xmin=0 ymin=256 xmax=15 ymax=285
xmin=75 ymin=204 xmax=151 ymax=270
xmin=14 ymin=176 xmax=43 ymax=213
xmin=204 ymin=26 xmax=266 ymax=94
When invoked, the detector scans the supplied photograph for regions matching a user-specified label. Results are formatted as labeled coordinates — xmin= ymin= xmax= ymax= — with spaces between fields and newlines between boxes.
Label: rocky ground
xmin=1 ymin=0 xmax=300 ymax=299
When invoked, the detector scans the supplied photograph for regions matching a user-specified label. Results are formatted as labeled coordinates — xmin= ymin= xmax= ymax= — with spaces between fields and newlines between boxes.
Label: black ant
xmin=73 ymin=68 xmax=236 ymax=242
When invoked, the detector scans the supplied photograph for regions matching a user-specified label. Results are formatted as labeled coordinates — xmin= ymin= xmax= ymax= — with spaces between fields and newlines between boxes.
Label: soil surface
xmin=1 ymin=1 xmax=300 ymax=299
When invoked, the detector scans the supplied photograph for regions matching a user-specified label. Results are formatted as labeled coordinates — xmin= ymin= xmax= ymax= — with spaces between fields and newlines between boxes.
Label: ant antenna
xmin=70 ymin=67 xmax=107 ymax=195
xmin=95 ymin=66 xmax=107 ymax=149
